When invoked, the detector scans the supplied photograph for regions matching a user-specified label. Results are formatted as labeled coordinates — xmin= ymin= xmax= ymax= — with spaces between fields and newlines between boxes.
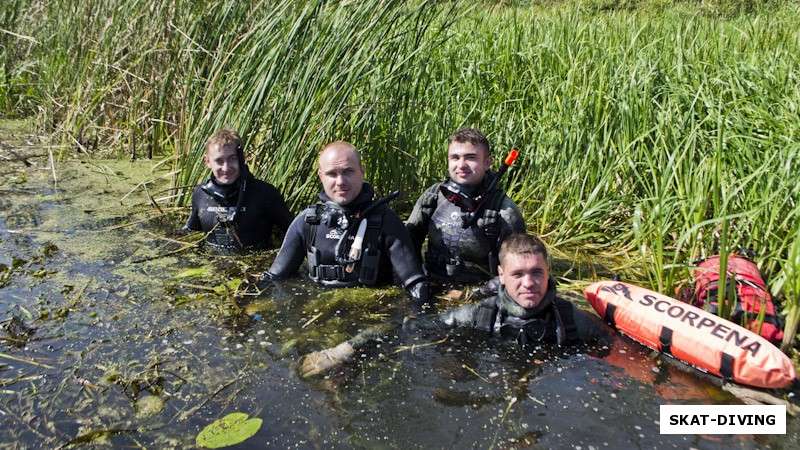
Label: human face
xmin=318 ymin=145 xmax=364 ymax=205
xmin=498 ymin=252 xmax=550 ymax=309
xmin=447 ymin=141 xmax=491 ymax=186
xmin=204 ymin=143 xmax=240 ymax=185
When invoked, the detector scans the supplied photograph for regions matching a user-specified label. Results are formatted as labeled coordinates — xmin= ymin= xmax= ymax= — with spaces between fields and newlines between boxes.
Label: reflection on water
xmin=0 ymin=123 xmax=796 ymax=448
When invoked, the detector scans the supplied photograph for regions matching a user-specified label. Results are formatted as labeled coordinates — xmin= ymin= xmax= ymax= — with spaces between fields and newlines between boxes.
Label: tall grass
xmin=0 ymin=0 xmax=38 ymax=116
xmin=4 ymin=0 xmax=800 ymax=343
xmin=778 ymin=226 xmax=800 ymax=351
xmin=413 ymin=6 xmax=800 ymax=296
xmin=173 ymin=0 xmax=459 ymax=209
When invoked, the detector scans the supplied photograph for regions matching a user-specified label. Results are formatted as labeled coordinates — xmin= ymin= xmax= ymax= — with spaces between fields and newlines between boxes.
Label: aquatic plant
xmin=4 ymin=0 xmax=800 ymax=348
xmin=196 ymin=412 xmax=262 ymax=449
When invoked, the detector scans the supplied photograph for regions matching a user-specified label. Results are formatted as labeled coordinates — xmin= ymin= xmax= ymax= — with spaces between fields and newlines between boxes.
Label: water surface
xmin=1 ymin=121 xmax=796 ymax=448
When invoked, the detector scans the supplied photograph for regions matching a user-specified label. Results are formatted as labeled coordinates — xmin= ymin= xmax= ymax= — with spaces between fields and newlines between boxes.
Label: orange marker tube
xmin=504 ymin=149 xmax=519 ymax=166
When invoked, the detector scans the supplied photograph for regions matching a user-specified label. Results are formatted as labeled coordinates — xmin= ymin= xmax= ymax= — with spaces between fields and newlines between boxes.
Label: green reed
xmin=4 ymin=1 xmax=800 ymax=342
xmin=778 ymin=226 xmax=800 ymax=351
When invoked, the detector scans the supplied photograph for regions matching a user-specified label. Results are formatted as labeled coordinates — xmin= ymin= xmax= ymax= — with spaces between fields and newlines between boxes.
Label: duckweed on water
xmin=3 ymin=116 xmax=799 ymax=446
xmin=175 ymin=266 xmax=213 ymax=279
xmin=134 ymin=395 xmax=165 ymax=419
xmin=271 ymin=287 xmax=406 ymax=354
xmin=304 ymin=286 xmax=401 ymax=317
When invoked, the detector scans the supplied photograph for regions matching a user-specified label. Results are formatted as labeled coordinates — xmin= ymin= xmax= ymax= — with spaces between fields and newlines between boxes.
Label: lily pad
xmin=196 ymin=412 xmax=262 ymax=448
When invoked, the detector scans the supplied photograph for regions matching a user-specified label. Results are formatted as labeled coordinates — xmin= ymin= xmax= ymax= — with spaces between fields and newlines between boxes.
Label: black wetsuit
xmin=184 ymin=175 xmax=292 ymax=252
xmin=405 ymin=172 xmax=525 ymax=284
xmin=267 ymin=183 xmax=427 ymax=298
xmin=437 ymin=279 xmax=609 ymax=346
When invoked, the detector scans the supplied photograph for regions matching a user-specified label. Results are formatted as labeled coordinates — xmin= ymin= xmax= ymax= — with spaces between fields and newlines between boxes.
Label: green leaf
xmin=196 ymin=412 xmax=262 ymax=449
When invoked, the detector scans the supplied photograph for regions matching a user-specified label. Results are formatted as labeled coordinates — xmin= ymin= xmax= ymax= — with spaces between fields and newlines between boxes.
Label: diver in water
xmin=405 ymin=128 xmax=525 ymax=293
xmin=183 ymin=128 xmax=292 ymax=252
xmin=298 ymin=233 xmax=609 ymax=377
xmin=264 ymin=141 xmax=431 ymax=306
xmin=434 ymin=233 xmax=606 ymax=344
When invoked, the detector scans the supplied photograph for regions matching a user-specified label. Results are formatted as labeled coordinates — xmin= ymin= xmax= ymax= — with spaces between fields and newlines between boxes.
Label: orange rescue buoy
xmin=584 ymin=281 xmax=796 ymax=389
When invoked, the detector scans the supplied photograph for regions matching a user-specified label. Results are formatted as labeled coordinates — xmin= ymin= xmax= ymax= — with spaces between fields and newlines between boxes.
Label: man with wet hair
xmin=298 ymin=233 xmax=607 ymax=377
xmin=184 ymin=128 xmax=292 ymax=252
xmin=265 ymin=141 xmax=431 ymax=305
xmin=405 ymin=127 xmax=525 ymax=288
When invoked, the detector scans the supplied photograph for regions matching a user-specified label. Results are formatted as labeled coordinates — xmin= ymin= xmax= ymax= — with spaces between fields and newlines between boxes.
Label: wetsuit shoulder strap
xmin=420 ymin=182 xmax=442 ymax=219
xmin=304 ymin=204 xmax=323 ymax=252
xmin=552 ymin=297 xmax=579 ymax=346
xmin=480 ymin=189 xmax=506 ymax=236
xmin=478 ymin=190 xmax=507 ymax=275
xmin=356 ymin=203 xmax=387 ymax=286
xmin=365 ymin=203 xmax=385 ymax=229
xmin=305 ymin=204 xmax=322 ymax=224
xmin=362 ymin=204 xmax=385 ymax=249
xmin=473 ymin=297 xmax=500 ymax=333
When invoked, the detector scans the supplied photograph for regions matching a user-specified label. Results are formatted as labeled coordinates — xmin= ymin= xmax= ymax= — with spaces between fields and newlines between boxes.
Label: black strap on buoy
xmin=604 ymin=304 xmax=617 ymax=327
xmin=720 ymin=352 xmax=735 ymax=380
xmin=659 ymin=327 xmax=673 ymax=355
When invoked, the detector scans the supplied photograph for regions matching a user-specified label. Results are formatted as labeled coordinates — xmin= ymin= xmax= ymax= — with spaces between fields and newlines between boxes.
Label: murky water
xmin=1 ymin=121 xmax=797 ymax=448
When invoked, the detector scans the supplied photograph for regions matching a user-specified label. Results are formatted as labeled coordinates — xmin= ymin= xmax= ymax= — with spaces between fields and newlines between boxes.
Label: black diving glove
xmin=408 ymin=279 xmax=434 ymax=314
xmin=255 ymin=271 xmax=274 ymax=291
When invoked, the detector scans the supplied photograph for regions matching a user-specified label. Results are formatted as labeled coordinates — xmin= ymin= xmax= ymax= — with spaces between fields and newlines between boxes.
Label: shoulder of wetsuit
xmin=303 ymin=203 xmax=324 ymax=225
xmin=189 ymin=184 xmax=210 ymax=203
xmin=252 ymin=179 xmax=289 ymax=206
xmin=473 ymin=188 xmax=507 ymax=243
xmin=488 ymin=185 xmax=506 ymax=206
xmin=474 ymin=277 xmax=501 ymax=298
xmin=406 ymin=183 xmax=441 ymax=230
xmin=248 ymin=178 xmax=278 ymax=194
xmin=190 ymin=183 xmax=204 ymax=196
xmin=186 ymin=184 xmax=204 ymax=208
xmin=472 ymin=296 xmax=500 ymax=333
xmin=421 ymin=182 xmax=443 ymax=209
xmin=370 ymin=202 xmax=401 ymax=226
xmin=570 ymin=304 xmax=612 ymax=344
xmin=243 ymin=177 xmax=269 ymax=192
xmin=496 ymin=194 xmax=525 ymax=231
xmin=285 ymin=208 xmax=310 ymax=230
xmin=266 ymin=211 xmax=311 ymax=279
xmin=552 ymin=297 xmax=584 ymax=344
xmin=425 ymin=181 xmax=443 ymax=196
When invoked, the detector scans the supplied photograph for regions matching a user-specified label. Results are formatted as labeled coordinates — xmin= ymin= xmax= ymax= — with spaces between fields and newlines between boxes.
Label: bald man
xmin=265 ymin=141 xmax=431 ymax=305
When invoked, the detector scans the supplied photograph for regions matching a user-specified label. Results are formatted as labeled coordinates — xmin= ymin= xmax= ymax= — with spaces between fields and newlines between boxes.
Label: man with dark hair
xmin=405 ymin=127 xmax=525 ymax=285
xmin=264 ymin=141 xmax=430 ymax=305
xmin=184 ymin=128 xmax=292 ymax=252
xmin=436 ymin=233 xmax=605 ymax=346
xmin=298 ymin=233 xmax=607 ymax=377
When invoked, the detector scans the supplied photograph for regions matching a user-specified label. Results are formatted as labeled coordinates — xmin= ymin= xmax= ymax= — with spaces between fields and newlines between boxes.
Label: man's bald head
xmin=317 ymin=141 xmax=365 ymax=205
xmin=319 ymin=141 xmax=362 ymax=170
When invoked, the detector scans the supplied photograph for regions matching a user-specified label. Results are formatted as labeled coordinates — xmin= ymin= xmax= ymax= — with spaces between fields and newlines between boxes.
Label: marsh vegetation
xmin=4 ymin=0 xmax=799 ymax=294
xmin=2 ymin=0 xmax=800 ymax=447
